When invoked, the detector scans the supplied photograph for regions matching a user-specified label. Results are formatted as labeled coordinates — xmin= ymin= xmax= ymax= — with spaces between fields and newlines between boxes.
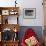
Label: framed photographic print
xmin=2 ymin=10 xmax=9 ymax=15
xmin=23 ymin=8 xmax=36 ymax=19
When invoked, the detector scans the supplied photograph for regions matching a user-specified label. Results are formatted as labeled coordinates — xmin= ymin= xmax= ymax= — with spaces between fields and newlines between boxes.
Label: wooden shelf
xmin=2 ymin=40 xmax=19 ymax=42
xmin=0 ymin=24 xmax=19 ymax=32
xmin=0 ymin=7 xmax=19 ymax=16
xmin=0 ymin=7 xmax=19 ymax=9
xmin=0 ymin=40 xmax=19 ymax=46
xmin=0 ymin=7 xmax=19 ymax=46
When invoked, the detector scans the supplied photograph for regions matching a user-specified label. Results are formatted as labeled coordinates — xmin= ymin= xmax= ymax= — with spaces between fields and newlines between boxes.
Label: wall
xmin=0 ymin=0 xmax=15 ymax=7
xmin=0 ymin=0 xmax=44 ymax=26
xmin=18 ymin=0 xmax=44 ymax=26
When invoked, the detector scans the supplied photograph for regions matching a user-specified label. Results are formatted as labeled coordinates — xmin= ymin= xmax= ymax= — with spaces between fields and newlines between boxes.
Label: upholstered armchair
xmin=21 ymin=28 xmax=41 ymax=46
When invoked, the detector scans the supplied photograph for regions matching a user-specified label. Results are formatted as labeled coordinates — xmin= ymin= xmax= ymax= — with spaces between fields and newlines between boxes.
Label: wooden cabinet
xmin=0 ymin=7 xmax=19 ymax=46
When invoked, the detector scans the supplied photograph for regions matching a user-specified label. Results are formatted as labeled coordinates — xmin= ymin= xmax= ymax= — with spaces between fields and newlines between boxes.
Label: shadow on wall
xmin=18 ymin=26 xmax=44 ymax=44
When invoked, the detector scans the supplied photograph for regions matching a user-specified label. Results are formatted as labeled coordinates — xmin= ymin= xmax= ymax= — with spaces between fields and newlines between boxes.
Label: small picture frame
xmin=23 ymin=8 xmax=36 ymax=19
xmin=2 ymin=10 xmax=9 ymax=15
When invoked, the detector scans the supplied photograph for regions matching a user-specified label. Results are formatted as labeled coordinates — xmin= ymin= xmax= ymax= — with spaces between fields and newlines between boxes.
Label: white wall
xmin=0 ymin=0 xmax=15 ymax=7
xmin=0 ymin=0 xmax=44 ymax=26
xmin=18 ymin=0 xmax=44 ymax=26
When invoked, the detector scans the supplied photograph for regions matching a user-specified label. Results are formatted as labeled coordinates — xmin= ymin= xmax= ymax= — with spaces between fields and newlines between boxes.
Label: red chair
xmin=21 ymin=28 xmax=41 ymax=46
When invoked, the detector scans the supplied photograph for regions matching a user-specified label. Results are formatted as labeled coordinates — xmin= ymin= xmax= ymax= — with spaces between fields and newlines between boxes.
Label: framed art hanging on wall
xmin=23 ymin=8 xmax=36 ymax=19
